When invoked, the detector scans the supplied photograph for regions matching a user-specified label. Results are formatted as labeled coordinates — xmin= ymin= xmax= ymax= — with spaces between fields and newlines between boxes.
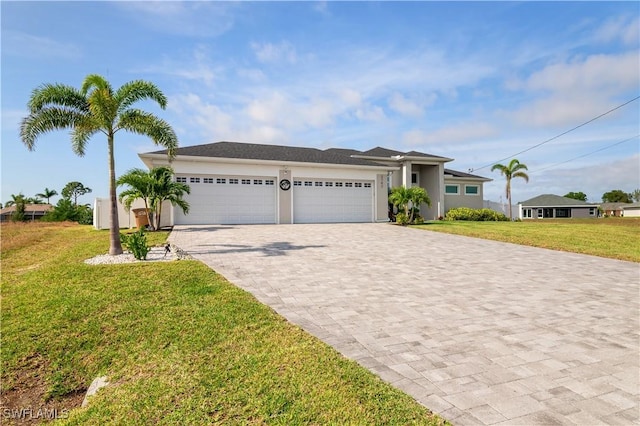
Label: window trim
xmin=445 ymin=184 xmax=459 ymax=195
xmin=464 ymin=185 xmax=479 ymax=196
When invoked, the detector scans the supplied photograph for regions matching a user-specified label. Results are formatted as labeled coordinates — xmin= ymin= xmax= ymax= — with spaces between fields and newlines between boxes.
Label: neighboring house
xmin=519 ymin=194 xmax=599 ymax=220
xmin=600 ymin=202 xmax=628 ymax=217
xmin=0 ymin=204 xmax=53 ymax=222
xmin=138 ymin=141 xmax=491 ymax=225
xmin=622 ymin=202 xmax=640 ymax=217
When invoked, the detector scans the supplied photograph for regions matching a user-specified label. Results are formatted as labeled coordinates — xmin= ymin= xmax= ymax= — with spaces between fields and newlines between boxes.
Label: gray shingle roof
xmin=150 ymin=141 xmax=384 ymax=167
xmin=520 ymin=194 xmax=598 ymax=207
xmin=444 ymin=168 xmax=489 ymax=180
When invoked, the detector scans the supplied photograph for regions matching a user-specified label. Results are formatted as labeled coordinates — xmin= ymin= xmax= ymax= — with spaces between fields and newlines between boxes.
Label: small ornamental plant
xmin=120 ymin=229 xmax=151 ymax=260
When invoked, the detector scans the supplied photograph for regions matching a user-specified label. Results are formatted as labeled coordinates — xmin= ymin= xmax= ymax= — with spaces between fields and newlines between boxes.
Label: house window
xmin=315 ymin=182 xmax=323 ymax=187
xmin=445 ymin=185 xmax=459 ymax=195
xmin=325 ymin=182 xmax=333 ymax=187
xmin=364 ymin=182 xmax=372 ymax=188
xmin=465 ymin=185 xmax=479 ymax=195
xmin=265 ymin=180 xmax=275 ymax=185
xmin=176 ymin=177 xmax=187 ymax=183
xmin=523 ymin=208 xmax=532 ymax=218
xmin=411 ymin=173 xmax=418 ymax=185
xmin=203 ymin=178 xmax=214 ymax=184
xmin=589 ymin=207 xmax=596 ymax=216
xmin=190 ymin=177 xmax=200 ymax=183
xmin=355 ymin=182 xmax=363 ymax=188
xmin=241 ymin=179 xmax=251 ymax=185
xmin=537 ymin=209 xmax=543 ymax=218
xmin=254 ymin=179 xmax=263 ymax=185
xmin=216 ymin=178 xmax=226 ymax=184
xmin=345 ymin=182 xmax=353 ymax=187
xmin=555 ymin=208 xmax=571 ymax=218
xmin=304 ymin=181 xmax=312 ymax=187
xmin=229 ymin=179 xmax=239 ymax=184
xmin=335 ymin=182 xmax=343 ymax=187
xmin=293 ymin=181 xmax=302 ymax=186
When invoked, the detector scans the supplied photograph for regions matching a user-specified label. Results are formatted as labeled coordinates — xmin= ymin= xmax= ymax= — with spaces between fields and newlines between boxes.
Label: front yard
xmin=416 ymin=217 xmax=640 ymax=262
xmin=1 ymin=222 xmax=445 ymax=425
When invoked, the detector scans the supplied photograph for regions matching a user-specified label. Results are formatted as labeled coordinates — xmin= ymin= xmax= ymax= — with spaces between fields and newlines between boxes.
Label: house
xmin=600 ymin=202 xmax=628 ymax=217
xmin=622 ymin=202 xmax=640 ymax=217
xmin=0 ymin=204 xmax=53 ymax=222
xmin=138 ymin=141 xmax=490 ymax=225
xmin=519 ymin=194 xmax=599 ymax=220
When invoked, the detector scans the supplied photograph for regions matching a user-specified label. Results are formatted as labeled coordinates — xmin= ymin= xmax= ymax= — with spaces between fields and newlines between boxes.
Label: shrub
xmin=120 ymin=229 xmax=151 ymax=260
xmin=395 ymin=212 xmax=409 ymax=226
xmin=445 ymin=207 xmax=509 ymax=221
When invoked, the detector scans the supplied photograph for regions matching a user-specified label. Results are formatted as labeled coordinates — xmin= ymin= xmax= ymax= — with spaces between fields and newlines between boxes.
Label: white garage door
xmin=174 ymin=176 xmax=276 ymax=225
xmin=293 ymin=179 xmax=373 ymax=223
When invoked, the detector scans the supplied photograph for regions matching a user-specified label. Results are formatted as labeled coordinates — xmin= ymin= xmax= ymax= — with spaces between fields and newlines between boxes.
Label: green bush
xmin=120 ymin=229 xmax=151 ymax=260
xmin=42 ymin=199 xmax=93 ymax=224
xmin=395 ymin=212 xmax=409 ymax=225
xmin=445 ymin=207 xmax=509 ymax=221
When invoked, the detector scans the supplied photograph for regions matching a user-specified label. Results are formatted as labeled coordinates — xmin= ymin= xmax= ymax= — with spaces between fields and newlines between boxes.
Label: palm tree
xmin=408 ymin=186 xmax=431 ymax=223
xmin=20 ymin=74 xmax=178 ymax=255
xmin=117 ymin=168 xmax=155 ymax=230
xmin=148 ymin=166 xmax=190 ymax=230
xmin=5 ymin=193 xmax=26 ymax=207
xmin=389 ymin=186 xmax=412 ymax=221
xmin=118 ymin=166 xmax=190 ymax=231
xmin=36 ymin=188 xmax=58 ymax=204
xmin=491 ymin=159 xmax=529 ymax=220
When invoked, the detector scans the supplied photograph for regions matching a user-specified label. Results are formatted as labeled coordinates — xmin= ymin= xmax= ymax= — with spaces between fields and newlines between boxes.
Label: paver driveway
xmin=170 ymin=223 xmax=639 ymax=425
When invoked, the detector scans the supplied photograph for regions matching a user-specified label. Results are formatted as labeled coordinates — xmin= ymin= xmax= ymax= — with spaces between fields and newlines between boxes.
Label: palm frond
xmin=118 ymin=110 xmax=178 ymax=159
xmin=27 ymin=84 xmax=88 ymax=113
xmin=20 ymin=107 xmax=87 ymax=151
xmin=81 ymin=74 xmax=112 ymax=95
xmin=115 ymin=80 xmax=168 ymax=113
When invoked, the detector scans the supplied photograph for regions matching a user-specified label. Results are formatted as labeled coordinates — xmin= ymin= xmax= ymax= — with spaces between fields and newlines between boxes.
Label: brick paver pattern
xmin=170 ymin=223 xmax=639 ymax=425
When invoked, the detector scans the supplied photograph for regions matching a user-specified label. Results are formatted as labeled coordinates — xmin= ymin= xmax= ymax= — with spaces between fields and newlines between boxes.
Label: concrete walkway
xmin=170 ymin=223 xmax=639 ymax=425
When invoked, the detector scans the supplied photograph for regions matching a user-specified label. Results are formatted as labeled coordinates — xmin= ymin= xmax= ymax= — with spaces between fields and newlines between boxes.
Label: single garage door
xmin=293 ymin=179 xmax=373 ymax=223
xmin=174 ymin=175 xmax=277 ymax=225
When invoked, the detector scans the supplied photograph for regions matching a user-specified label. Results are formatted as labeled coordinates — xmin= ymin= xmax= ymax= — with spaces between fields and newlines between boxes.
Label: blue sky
xmin=2 ymin=1 xmax=639 ymax=207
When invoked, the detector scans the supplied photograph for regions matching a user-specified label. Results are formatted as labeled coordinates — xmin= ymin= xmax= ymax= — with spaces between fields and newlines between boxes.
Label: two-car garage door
xmin=174 ymin=175 xmax=373 ymax=225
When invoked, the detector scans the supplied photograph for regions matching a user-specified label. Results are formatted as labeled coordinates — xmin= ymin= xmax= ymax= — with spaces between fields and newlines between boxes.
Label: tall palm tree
xmin=491 ymin=159 xmax=529 ymax=220
xmin=36 ymin=188 xmax=58 ymax=204
xmin=148 ymin=166 xmax=190 ymax=230
xmin=20 ymin=74 xmax=178 ymax=255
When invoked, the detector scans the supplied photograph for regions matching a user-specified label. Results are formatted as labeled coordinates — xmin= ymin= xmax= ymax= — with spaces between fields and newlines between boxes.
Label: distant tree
xmin=26 ymin=197 xmax=44 ymax=204
xmin=36 ymin=187 xmax=58 ymax=204
xmin=61 ymin=181 xmax=92 ymax=206
xmin=631 ymin=189 xmax=640 ymax=203
xmin=20 ymin=74 xmax=178 ymax=255
xmin=491 ymin=159 xmax=529 ymax=220
xmin=602 ymin=190 xmax=632 ymax=203
xmin=5 ymin=193 xmax=26 ymax=207
xmin=564 ymin=191 xmax=587 ymax=202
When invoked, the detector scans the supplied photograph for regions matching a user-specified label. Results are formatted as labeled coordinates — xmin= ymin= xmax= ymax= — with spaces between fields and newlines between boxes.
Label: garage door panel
xmin=293 ymin=180 xmax=372 ymax=223
xmin=174 ymin=176 xmax=276 ymax=225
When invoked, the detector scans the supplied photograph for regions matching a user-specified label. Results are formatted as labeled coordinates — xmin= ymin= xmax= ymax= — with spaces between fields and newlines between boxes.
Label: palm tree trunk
xmin=108 ymin=132 xmax=123 ymax=255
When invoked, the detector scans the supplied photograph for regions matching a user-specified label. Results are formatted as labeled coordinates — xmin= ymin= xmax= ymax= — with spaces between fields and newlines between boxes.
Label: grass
xmin=1 ymin=222 xmax=446 ymax=425
xmin=415 ymin=217 xmax=640 ymax=262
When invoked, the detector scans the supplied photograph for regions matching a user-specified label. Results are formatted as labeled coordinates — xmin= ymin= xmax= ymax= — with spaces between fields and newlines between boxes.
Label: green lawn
xmin=1 ymin=222 xmax=446 ymax=425
xmin=415 ymin=217 xmax=640 ymax=262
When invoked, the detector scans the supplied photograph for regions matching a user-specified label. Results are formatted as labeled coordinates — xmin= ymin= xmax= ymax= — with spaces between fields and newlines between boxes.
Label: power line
xmin=528 ymin=134 xmax=639 ymax=175
xmin=471 ymin=95 xmax=640 ymax=172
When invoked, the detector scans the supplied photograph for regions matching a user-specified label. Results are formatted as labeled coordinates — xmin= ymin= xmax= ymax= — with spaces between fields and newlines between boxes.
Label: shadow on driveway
xmin=183 ymin=241 xmax=325 ymax=257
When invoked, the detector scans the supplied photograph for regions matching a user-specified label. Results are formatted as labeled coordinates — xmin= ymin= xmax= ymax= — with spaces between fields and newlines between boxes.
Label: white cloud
xmin=594 ymin=16 xmax=640 ymax=46
xmin=403 ymin=122 xmax=498 ymax=147
xmin=115 ymin=2 xmax=237 ymax=37
xmin=3 ymin=31 xmax=81 ymax=59
xmin=388 ymin=92 xmax=428 ymax=117
xmin=136 ymin=46 xmax=221 ymax=87
xmin=251 ymin=41 xmax=298 ymax=64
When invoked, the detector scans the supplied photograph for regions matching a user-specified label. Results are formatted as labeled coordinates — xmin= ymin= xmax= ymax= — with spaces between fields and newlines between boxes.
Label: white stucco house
xmin=133 ymin=141 xmax=490 ymax=226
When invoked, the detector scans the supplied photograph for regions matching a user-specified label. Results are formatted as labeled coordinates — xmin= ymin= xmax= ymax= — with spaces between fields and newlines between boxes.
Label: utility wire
xmin=528 ymin=134 xmax=639 ymax=175
xmin=471 ymin=95 xmax=640 ymax=172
